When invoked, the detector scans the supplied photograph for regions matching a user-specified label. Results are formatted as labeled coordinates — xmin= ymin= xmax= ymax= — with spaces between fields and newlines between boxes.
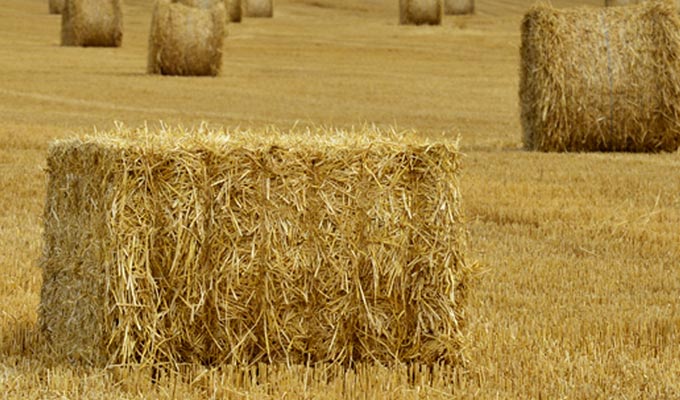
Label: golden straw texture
xmin=49 ymin=0 xmax=65 ymax=14
xmin=520 ymin=1 xmax=680 ymax=152
xmin=148 ymin=0 xmax=226 ymax=76
xmin=444 ymin=0 xmax=474 ymax=15
xmin=61 ymin=0 xmax=123 ymax=47
xmin=400 ymin=0 xmax=443 ymax=25
xmin=39 ymin=125 xmax=471 ymax=369
xmin=243 ymin=0 xmax=273 ymax=17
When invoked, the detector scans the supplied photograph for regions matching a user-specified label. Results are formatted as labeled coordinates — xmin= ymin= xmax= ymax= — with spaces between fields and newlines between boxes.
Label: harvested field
xmin=1 ymin=0 xmax=680 ymax=398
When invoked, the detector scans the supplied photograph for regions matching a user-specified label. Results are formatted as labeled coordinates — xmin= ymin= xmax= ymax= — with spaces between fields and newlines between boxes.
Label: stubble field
xmin=1 ymin=0 xmax=679 ymax=398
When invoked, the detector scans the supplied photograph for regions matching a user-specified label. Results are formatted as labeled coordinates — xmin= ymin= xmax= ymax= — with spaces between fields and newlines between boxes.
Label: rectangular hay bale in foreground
xmin=39 ymin=127 xmax=471 ymax=368
xmin=520 ymin=1 xmax=680 ymax=152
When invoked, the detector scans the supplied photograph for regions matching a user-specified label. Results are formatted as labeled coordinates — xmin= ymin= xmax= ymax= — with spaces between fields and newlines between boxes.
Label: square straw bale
xmin=520 ymin=1 xmax=680 ymax=152
xmin=39 ymin=126 xmax=471 ymax=369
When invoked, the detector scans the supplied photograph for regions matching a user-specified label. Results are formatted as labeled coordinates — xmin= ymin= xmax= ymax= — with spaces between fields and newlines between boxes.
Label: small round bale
xmin=173 ymin=0 xmax=241 ymax=22
xmin=226 ymin=0 xmax=242 ymax=22
xmin=148 ymin=0 xmax=226 ymax=76
xmin=243 ymin=0 xmax=273 ymax=18
xmin=49 ymin=0 xmax=65 ymax=14
xmin=444 ymin=0 xmax=474 ymax=15
xmin=400 ymin=0 xmax=442 ymax=25
xmin=520 ymin=2 xmax=680 ymax=152
xmin=61 ymin=0 xmax=123 ymax=47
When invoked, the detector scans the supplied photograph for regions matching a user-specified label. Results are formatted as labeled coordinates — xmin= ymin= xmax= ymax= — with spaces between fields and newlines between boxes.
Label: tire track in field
xmin=0 ymin=88 xmax=240 ymax=120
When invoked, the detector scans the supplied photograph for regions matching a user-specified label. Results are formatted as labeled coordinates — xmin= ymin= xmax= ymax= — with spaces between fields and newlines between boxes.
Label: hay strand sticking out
xmin=38 ymin=125 xmax=471 ymax=369
xmin=148 ymin=0 xmax=226 ymax=76
xmin=605 ymin=0 xmax=642 ymax=6
xmin=400 ymin=0 xmax=443 ymax=25
xmin=49 ymin=0 xmax=65 ymax=14
xmin=243 ymin=0 xmax=273 ymax=17
xmin=60 ymin=0 xmax=123 ymax=47
xmin=519 ymin=1 xmax=680 ymax=152
xmin=444 ymin=0 xmax=474 ymax=15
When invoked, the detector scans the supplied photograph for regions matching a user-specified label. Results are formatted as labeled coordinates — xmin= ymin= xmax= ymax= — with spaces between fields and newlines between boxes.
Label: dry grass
xmin=2 ymin=0 xmax=680 ymax=398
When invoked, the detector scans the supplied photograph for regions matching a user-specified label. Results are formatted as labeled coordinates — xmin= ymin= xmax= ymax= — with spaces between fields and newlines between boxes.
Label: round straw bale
xmin=173 ymin=0 xmax=241 ymax=22
xmin=400 ymin=0 xmax=443 ymax=25
xmin=226 ymin=0 xmax=242 ymax=22
xmin=49 ymin=0 xmax=65 ymax=14
xmin=148 ymin=0 xmax=226 ymax=76
xmin=61 ymin=0 xmax=123 ymax=47
xmin=520 ymin=1 xmax=680 ymax=152
xmin=444 ymin=0 xmax=474 ymax=15
xmin=243 ymin=0 xmax=273 ymax=17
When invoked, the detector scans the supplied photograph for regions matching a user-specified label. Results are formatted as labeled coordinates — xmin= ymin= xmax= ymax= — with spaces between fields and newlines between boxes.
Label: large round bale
xmin=520 ymin=2 xmax=680 ymax=152
xmin=38 ymin=126 xmax=471 ymax=368
xmin=444 ymin=0 xmax=474 ymax=15
xmin=400 ymin=0 xmax=443 ymax=25
xmin=49 ymin=0 xmax=65 ymax=14
xmin=61 ymin=0 xmax=123 ymax=47
xmin=176 ymin=0 xmax=241 ymax=22
xmin=148 ymin=0 xmax=226 ymax=76
xmin=243 ymin=0 xmax=273 ymax=17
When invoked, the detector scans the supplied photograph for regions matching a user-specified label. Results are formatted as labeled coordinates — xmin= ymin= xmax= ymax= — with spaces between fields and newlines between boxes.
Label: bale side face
xmin=148 ymin=0 xmax=226 ymax=76
xmin=244 ymin=0 xmax=273 ymax=17
xmin=400 ymin=0 xmax=442 ymax=25
xmin=444 ymin=0 xmax=473 ymax=15
xmin=39 ymin=127 xmax=470 ymax=368
xmin=61 ymin=0 xmax=123 ymax=47
xmin=49 ymin=0 xmax=65 ymax=14
xmin=520 ymin=2 xmax=680 ymax=152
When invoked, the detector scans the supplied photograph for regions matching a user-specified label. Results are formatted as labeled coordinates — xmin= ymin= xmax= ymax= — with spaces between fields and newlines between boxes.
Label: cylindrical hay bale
xmin=243 ymin=0 xmax=273 ymax=17
xmin=49 ymin=0 xmax=65 ymax=14
xmin=148 ymin=0 xmax=226 ymax=76
xmin=173 ymin=0 xmax=240 ymax=22
xmin=444 ymin=0 xmax=474 ymax=15
xmin=226 ymin=0 xmax=242 ymax=22
xmin=38 ymin=127 xmax=471 ymax=368
xmin=400 ymin=0 xmax=442 ymax=25
xmin=520 ymin=2 xmax=680 ymax=152
xmin=61 ymin=0 xmax=123 ymax=47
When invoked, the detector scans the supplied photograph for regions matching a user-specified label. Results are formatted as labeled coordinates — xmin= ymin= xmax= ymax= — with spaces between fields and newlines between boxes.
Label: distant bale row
xmin=148 ymin=0 xmax=226 ymax=76
xmin=38 ymin=127 xmax=471 ymax=368
xmin=520 ymin=1 xmax=680 ymax=152
xmin=61 ymin=0 xmax=123 ymax=47
xmin=400 ymin=0 xmax=442 ymax=25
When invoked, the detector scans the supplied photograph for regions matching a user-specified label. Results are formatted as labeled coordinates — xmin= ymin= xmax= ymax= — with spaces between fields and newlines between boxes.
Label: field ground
xmin=1 ymin=0 xmax=679 ymax=398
